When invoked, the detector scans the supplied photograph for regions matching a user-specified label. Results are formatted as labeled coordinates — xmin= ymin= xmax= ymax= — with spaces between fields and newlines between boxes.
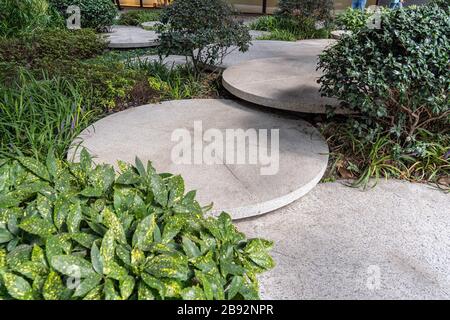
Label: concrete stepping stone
xmin=140 ymin=21 xmax=161 ymax=29
xmin=132 ymin=55 xmax=190 ymax=67
xmin=68 ymin=99 xmax=328 ymax=219
xmin=222 ymin=56 xmax=345 ymax=114
xmin=249 ymin=30 xmax=271 ymax=39
xmin=105 ymin=25 xmax=159 ymax=49
xmin=331 ymin=30 xmax=352 ymax=39
xmin=214 ymin=39 xmax=336 ymax=70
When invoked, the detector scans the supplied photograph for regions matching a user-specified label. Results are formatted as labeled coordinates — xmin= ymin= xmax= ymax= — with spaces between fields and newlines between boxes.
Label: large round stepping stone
xmin=68 ymin=99 xmax=328 ymax=219
xmin=132 ymin=55 xmax=190 ymax=67
xmin=222 ymin=56 xmax=343 ymax=114
xmin=215 ymin=39 xmax=336 ymax=70
xmin=105 ymin=26 xmax=159 ymax=49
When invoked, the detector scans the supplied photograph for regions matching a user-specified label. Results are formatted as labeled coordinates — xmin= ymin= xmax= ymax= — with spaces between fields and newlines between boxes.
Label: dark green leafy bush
xmin=0 ymin=0 xmax=60 ymax=37
xmin=277 ymin=0 xmax=334 ymax=23
xmin=157 ymin=0 xmax=251 ymax=73
xmin=318 ymin=4 xmax=449 ymax=158
xmin=49 ymin=0 xmax=118 ymax=32
xmin=334 ymin=8 xmax=371 ymax=32
xmin=0 ymin=151 xmax=274 ymax=300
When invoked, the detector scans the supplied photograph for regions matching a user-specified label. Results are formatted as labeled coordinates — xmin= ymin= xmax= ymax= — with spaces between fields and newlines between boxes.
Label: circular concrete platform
xmin=215 ymin=39 xmax=336 ymax=70
xmin=105 ymin=26 xmax=159 ymax=49
xmin=331 ymin=30 xmax=352 ymax=39
xmin=222 ymin=56 xmax=344 ymax=114
xmin=132 ymin=55 xmax=190 ymax=68
xmin=68 ymin=99 xmax=328 ymax=219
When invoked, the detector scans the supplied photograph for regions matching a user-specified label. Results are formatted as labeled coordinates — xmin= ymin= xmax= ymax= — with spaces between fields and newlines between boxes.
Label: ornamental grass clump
xmin=0 ymin=150 xmax=274 ymax=300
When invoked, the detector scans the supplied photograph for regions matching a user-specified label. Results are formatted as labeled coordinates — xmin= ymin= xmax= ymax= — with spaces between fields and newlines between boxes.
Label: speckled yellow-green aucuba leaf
xmin=120 ymin=275 xmax=135 ymax=300
xmin=132 ymin=213 xmax=156 ymax=250
xmin=141 ymin=273 xmax=165 ymax=299
xmin=67 ymin=201 xmax=82 ymax=233
xmin=42 ymin=271 xmax=65 ymax=300
xmin=102 ymin=208 xmax=126 ymax=244
xmin=17 ymin=157 xmax=50 ymax=181
xmin=150 ymin=174 xmax=168 ymax=207
xmin=36 ymin=194 xmax=53 ymax=221
xmin=104 ymin=278 xmax=121 ymax=300
xmin=18 ymin=215 xmax=56 ymax=238
xmin=3 ymin=272 xmax=34 ymax=300
xmin=31 ymin=245 xmax=47 ymax=267
xmin=181 ymin=285 xmax=206 ymax=300
xmin=145 ymin=254 xmax=189 ymax=281
xmin=100 ymin=229 xmax=115 ymax=275
xmin=138 ymin=281 xmax=155 ymax=300
xmin=73 ymin=273 xmax=102 ymax=297
xmin=0 ymin=248 xmax=6 ymax=268
xmin=13 ymin=261 xmax=47 ymax=280
xmin=83 ymin=285 xmax=103 ymax=300
xmin=50 ymin=255 xmax=96 ymax=278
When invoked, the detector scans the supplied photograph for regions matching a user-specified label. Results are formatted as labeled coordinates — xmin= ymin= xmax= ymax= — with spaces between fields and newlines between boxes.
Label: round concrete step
xmin=331 ymin=30 xmax=352 ymax=39
xmin=68 ymin=99 xmax=328 ymax=219
xmin=132 ymin=55 xmax=190 ymax=67
xmin=223 ymin=56 xmax=348 ymax=114
xmin=214 ymin=39 xmax=336 ymax=70
xmin=105 ymin=26 xmax=159 ymax=49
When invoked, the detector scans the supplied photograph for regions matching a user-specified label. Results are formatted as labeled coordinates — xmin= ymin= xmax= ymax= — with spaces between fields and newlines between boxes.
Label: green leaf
xmin=67 ymin=201 xmax=82 ymax=233
xmin=42 ymin=271 xmax=65 ymax=300
xmin=244 ymin=239 xmax=275 ymax=270
xmin=36 ymin=194 xmax=53 ymax=221
xmin=50 ymin=255 xmax=96 ymax=278
xmin=105 ymin=261 xmax=128 ymax=281
xmin=181 ymin=285 xmax=206 ymax=300
xmin=131 ymin=247 xmax=145 ymax=267
xmin=0 ymin=227 xmax=13 ymax=243
xmin=17 ymin=157 xmax=50 ymax=181
xmin=120 ymin=275 xmax=135 ymax=300
xmin=31 ymin=245 xmax=47 ymax=267
xmin=161 ymin=215 xmax=184 ymax=243
xmin=141 ymin=273 xmax=165 ymax=299
xmin=167 ymin=175 xmax=185 ymax=207
xmin=227 ymin=276 xmax=243 ymax=300
xmin=182 ymin=236 xmax=201 ymax=258
xmin=19 ymin=215 xmax=56 ymax=238
xmin=102 ymin=208 xmax=126 ymax=244
xmin=91 ymin=242 xmax=103 ymax=274
xmin=80 ymin=149 xmax=92 ymax=173
xmin=13 ymin=261 xmax=47 ymax=280
xmin=134 ymin=157 xmax=146 ymax=177
xmin=83 ymin=285 xmax=103 ymax=300
xmin=71 ymin=232 xmax=97 ymax=249
xmin=46 ymin=150 xmax=58 ymax=179
xmin=150 ymin=174 xmax=168 ymax=207
xmin=195 ymin=271 xmax=213 ymax=300
xmin=0 ymin=248 xmax=6 ymax=268
xmin=104 ymin=279 xmax=121 ymax=300
xmin=132 ymin=214 xmax=156 ymax=251
xmin=137 ymin=281 xmax=155 ymax=300
xmin=146 ymin=254 xmax=189 ymax=281
xmin=2 ymin=272 xmax=34 ymax=300
xmin=74 ymin=273 xmax=103 ymax=297
xmin=100 ymin=230 xmax=115 ymax=275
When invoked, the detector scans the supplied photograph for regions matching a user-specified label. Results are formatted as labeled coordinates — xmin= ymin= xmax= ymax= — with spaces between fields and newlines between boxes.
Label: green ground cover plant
xmin=333 ymin=8 xmax=371 ymax=32
xmin=318 ymin=3 xmax=450 ymax=188
xmin=0 ymin=151 xmax=274 ymax=300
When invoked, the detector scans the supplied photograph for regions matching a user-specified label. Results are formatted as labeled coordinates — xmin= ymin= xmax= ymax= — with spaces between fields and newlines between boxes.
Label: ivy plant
xmin=0 ymin=150 xmax=274 ymax=300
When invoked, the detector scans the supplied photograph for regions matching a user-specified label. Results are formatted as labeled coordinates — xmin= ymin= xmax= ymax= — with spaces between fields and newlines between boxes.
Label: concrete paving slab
xmin=105 ymin=25 xmax=159 ymax=49
xmin=215 ymin=39 xmax=336 ymax=69
xmin=222 ymin=56 xmax=344 ymax=114
xmin=235 ymin=180 xmax=450 ymax=299
xmin=68 ymin=99 xmax=328 ymax=219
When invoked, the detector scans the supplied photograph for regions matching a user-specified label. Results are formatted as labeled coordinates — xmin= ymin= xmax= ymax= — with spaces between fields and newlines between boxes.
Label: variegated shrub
xmin=0 ymin=150 xmax=274 ymax=300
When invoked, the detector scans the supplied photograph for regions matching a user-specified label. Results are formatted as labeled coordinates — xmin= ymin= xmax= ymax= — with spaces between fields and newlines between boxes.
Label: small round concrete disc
xmin=105 ymin=26 xmax=159 ymax=49
xmin=222 ymin=56 xmax=346 ymax=114
xmin=68 ymin=99 xmax=328 ymax=219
